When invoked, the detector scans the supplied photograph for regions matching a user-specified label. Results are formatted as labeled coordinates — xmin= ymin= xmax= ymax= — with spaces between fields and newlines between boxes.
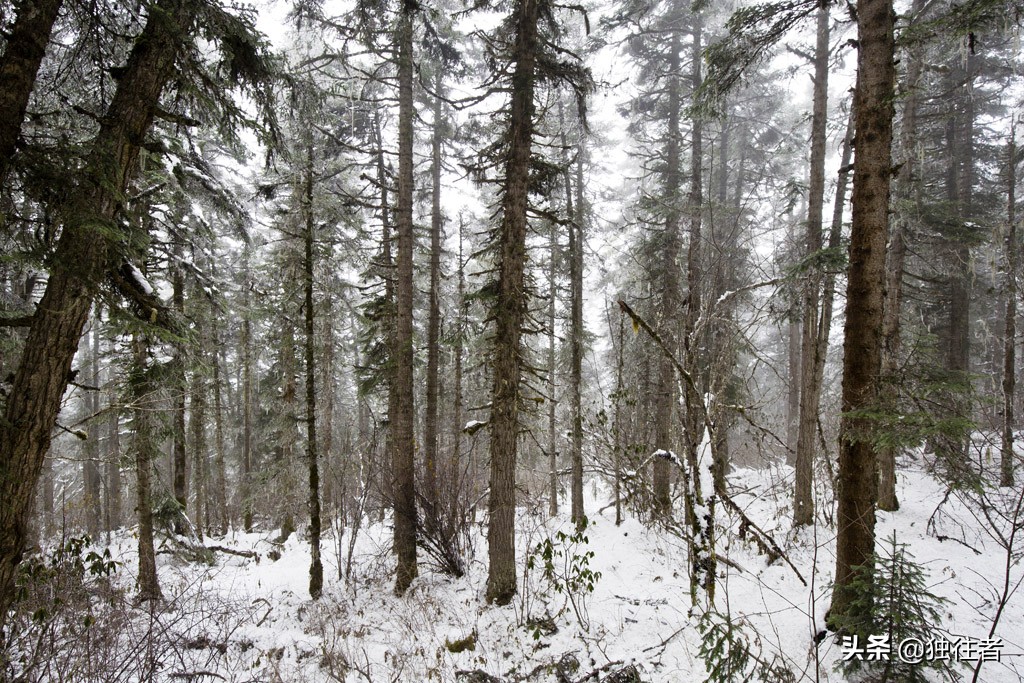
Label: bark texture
xmin=392 ymin=6 xmax=418 ymax=596
xmin=793 ymin=5 xmax=830 ymax=527
xmin=830 ymin=0 xmax=895 ymax=623
xmin=0 ymin=0 xmax=64 ymax=186
xmin=486 ymin=0 xmax=540 ymax=605
xmin=0 ymin=0 xmax=189 ymax=624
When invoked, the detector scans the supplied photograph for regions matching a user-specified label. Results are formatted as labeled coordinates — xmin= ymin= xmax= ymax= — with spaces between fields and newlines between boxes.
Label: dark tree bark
xmin=547 ymin=218 xmax=559 ymax=517
xmin=84 ymin=311 xmax=103 ymax=537
xmin=569 ymin=134 xmax=585 ymax=527
xmin=793 ymin=5 xmax=830 ymax=527
xmin=0 ymin=0 xmax=64 ymax=186
xmin=303 ymin=142 xmax=324 ymax=599
xmin=211 ymin=318 xmax=229 ymax=535
xmin=1001 ymin=128 xmax=1018 ymax=488
xmin=829 ymin=0 xmax=895 ymax=624
xmin=131 ymin=334 xmax=162 ymax=602
xmin=0 ymin=0 xmax=189 ymax=624
xmin=104 ymin=338 xmax=122 ymax=533
xmin=485 ymin=0 xmax=541 ymax=605
xmin=424 ymin=73 xmax=445 ymax=513
xmin=190 ymin=362 xmax=208 ymax=541
xmin=240 ymin=245 xmax=255 ymax=533
xmin=392 ymin=5 xmax=418 ymax=596
xmin=171 ymin=239 xmax=188 ymax=530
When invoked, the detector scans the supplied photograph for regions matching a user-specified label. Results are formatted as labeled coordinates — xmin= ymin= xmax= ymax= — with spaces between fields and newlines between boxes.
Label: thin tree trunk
xmin=84 ymin=311 xmax=103 ymax=537
xmin=569 ymin=131 xmax=585 ymax=527
xmin=424 ymin=73 xmax=444 ymax=513
xmin=0 ymin=0 xmax=64 ymax=186
xmin=614 ymin=309 xmax=625 ymax=526
xmin=303 ymin=142 xmax=324 ymax=599
xmin=681 ymin=13 xmax=713 ymax=606
xmin=241 ymin=245 xmax=254 ymax=532
xmin=547 ymin=218 xmax=559 ymax=517
xmin=105 ymin=343 xmax=122 ymax=532
xmin=1001 ymin=127 xmax=1018 ymax=488
xmin=830 ymin=0 xmax=895 ymax=624
xmin=793 ymin=5 xmax=830 ymax=527
xmin=190 ymin=359 xmax=208 ymax=541
xmin=878 ymin=0 xmax=924 ymax=510
xmin=132 ymin=334 xmax=162 ymax=602
xmin=211 ymin=319 xmax=229 ymax=534
xmin=392 ymin=6 xmax=418 ymax=596
xmin=652 ymin=30 xmax=684 ymax=520
xmin=171 ymin=239 xmax=188 ymax=530
xmin=486 ymin=0 xmax=541 ymax=605
xmin=0 ymin=0 xmax=188 ymax=623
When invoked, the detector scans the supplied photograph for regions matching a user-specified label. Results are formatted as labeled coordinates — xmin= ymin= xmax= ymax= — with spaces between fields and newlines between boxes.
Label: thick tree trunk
xmin=829 ymin=0 xmax=894 ymax=624
xmin=0 ymin=0 xmax=64 ymax=186
xmin=392 ymin=6 xmax=418 ymax=596
xmin=793 ymin=5 xmax=830 ymax=527
xmin=0 ymin=0 xmax=188 ymax=624
xmin=486 ymin=0 xmax=540 ymax=605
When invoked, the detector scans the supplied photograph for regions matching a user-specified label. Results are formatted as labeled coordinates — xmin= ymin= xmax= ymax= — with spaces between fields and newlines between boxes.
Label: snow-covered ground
xmin=14 ymin=456 xmax=1024 ymax=682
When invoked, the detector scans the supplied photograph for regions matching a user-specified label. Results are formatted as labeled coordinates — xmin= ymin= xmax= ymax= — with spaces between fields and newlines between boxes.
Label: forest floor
xmin=10 ymin=450 xmax=1024 ymax=682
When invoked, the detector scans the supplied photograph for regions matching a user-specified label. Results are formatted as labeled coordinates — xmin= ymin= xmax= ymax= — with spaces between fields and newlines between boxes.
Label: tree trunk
xmin=547 ymin=218 xmax=559 ymax=517
xmin=424 ymin=73 xmax=444 ymax=514
xmin=240 ymin=245 xmax=254 ymax=533
xmin=190 ymin=358 xmax=208 ymax=541
xmin=652 ymin=30 xmax=684 ymax=521
xmin=131 ymin=334 xmax=162 ymax=602
xmin=303 ymin=142 xmax=324 ymax=599
xmin=829 ymin=0 xmax=894 ymax=624
xmin=84 ymin=311 xmax=103 ymax=537
xmin=0 ymin=0 xmax=188 ymax=624
xmin=392 ymin=5 xmax=418 ymax=596
xmin=211 ymin=318 xmax=229 ymax=535
xmin=171 ymin=239 xmax=188 ymax=531
xmin=0 ymin=0 xmax=64 ymax=186
xmin=569 ymin=133 xmax=585 ymax=527
xmin=105 ymin=340 xmax=122 ymax=533
xmin=878 ymin=0 xmax=924 ymax=511
xmin=485 ymin=0 xmax=541 ymax=606
xmin=681 ymin=13 xmax=713 ymax=606
xmin=1001 ymin=128 xmax=1018 ymax=488
xmin=793 ymin=5 xmax=830 ymax=527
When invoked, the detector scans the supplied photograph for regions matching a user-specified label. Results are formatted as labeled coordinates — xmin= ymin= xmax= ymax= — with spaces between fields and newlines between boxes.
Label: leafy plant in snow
xmin=524 ymin=516 xmax=602 ymax=633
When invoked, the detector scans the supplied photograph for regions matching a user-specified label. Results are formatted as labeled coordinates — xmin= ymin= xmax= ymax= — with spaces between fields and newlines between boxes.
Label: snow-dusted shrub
xmin=696 ymin=609 xmax=794 ymax=683
xmin=524 ymin=516 xmax=602 ymax=633
xmin=3 ymin=534 xmax=124 ymax=681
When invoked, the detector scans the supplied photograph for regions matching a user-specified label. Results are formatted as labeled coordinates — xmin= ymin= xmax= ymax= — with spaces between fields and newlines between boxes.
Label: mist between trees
xmin=1 ymin=0 xmax=1022 ymax=680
